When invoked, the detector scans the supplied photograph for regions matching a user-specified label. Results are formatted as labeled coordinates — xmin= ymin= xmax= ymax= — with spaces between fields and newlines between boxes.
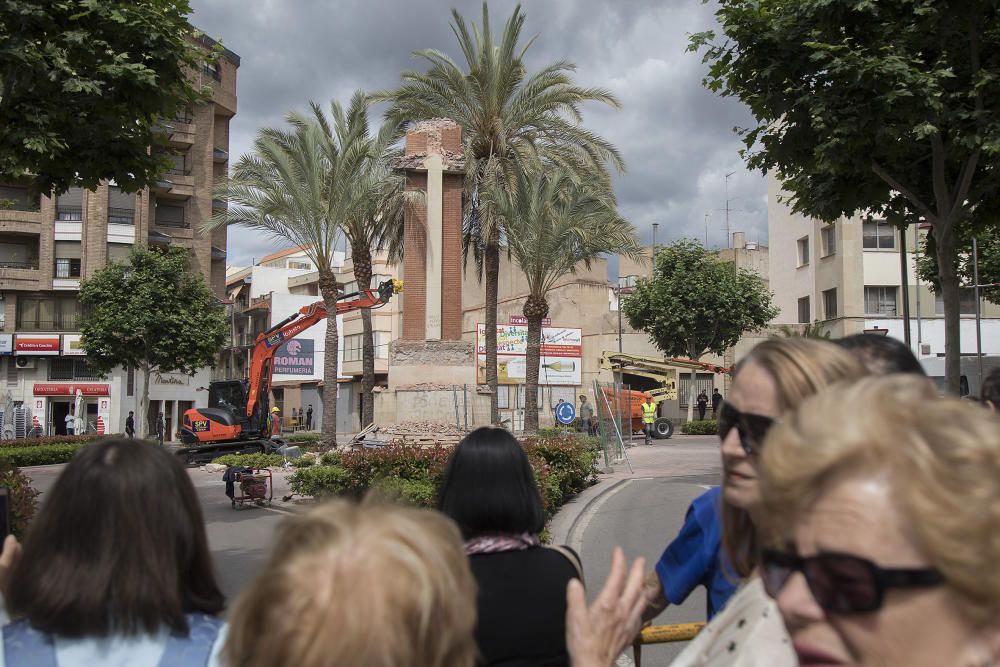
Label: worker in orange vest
xmin=270 ymin=406 xmax=282 ymax=437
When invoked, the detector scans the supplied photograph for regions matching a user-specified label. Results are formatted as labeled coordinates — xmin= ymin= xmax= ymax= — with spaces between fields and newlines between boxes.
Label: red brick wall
xmin=440 ymin=126 xmax=461 ymax=153
xmin=442 ymin=174 xmax=463 ymax=340
xmin=405 ymin=132 xmax=427 ymax=155
xmin=402 ymin=171 xmax=427 ymax=340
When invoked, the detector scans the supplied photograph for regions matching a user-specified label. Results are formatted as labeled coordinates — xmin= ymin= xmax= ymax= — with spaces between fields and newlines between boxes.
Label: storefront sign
xmin=274 ymin=339 xmax=314 ymax=375
xmin=476 ymin=324 xmax=583 ymax=386
xmin=15 ymin=335 xmax=61 ymax=355
xmin=0 ymin=334 xmax=12 ymax=356
xmin=62 ymin=334 xmax=86 ymax=356
xmin=509 ymin=315 xmax=551 ymax=326
xmin=154 ymin=372 xmax=189 ymax=386
xmin=33 ymin=383 xmax=110 ymax=397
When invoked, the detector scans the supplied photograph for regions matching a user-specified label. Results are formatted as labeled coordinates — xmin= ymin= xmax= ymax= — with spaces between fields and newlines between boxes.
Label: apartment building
xmin=768 ymin=172 xmax=1000 ymax=364
xmin=0 ymin=35 xmax=239 ymax=438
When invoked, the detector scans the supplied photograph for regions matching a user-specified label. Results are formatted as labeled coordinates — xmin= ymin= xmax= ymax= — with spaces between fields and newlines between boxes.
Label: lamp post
xmin=651 ymin=222 xmax=659 ymax=278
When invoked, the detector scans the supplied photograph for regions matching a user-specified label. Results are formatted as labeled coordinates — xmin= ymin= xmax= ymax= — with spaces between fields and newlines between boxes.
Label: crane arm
xmin=245 ymin=280 xmax=402 ymax=424
xmin=600 ymin=351 xmax=731 ymax=376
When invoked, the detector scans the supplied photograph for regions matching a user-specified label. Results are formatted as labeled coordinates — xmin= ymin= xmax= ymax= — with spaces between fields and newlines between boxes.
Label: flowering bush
xmin=0 ymin=463 xmax=39 ymax=537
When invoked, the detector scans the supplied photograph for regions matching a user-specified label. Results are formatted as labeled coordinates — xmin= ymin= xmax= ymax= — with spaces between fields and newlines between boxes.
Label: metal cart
xmin=231 ymin=468 xmax=272 ymax=509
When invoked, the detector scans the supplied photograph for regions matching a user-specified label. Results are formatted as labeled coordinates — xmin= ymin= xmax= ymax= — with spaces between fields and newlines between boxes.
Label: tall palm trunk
xmin=522 ymin=294 xmax=549 ymax=435
xmin=318 ymin=268 xmax=340 ymax=448
xmin=485 ymin=242 xmax=501 ymax=425
xmin=351 ymin=242 xmax=376 ymax=427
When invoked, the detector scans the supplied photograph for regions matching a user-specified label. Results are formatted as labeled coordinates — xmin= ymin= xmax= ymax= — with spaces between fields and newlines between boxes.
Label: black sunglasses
xmin=761 ymin=548 xmax=945 ymax=614
xmin=717 ymin=401 xmax=775 ymax=457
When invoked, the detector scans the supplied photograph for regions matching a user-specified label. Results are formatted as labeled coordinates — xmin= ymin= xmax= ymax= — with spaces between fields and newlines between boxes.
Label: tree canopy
xmin=917 ymin=226 xmax=1000 ymax=305
xmin=79 ymin=245 xmax=227 ymax=435
xmin=623 ymin=239 xmax=777 ymax=361
xmin=690 ymin=0 xmax=1000 ymax=392
xmin=0 ymin=0 xmax=211 ymax=195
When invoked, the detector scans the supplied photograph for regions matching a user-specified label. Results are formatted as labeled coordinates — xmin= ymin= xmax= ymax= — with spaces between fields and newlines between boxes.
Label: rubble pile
xmin=354 ymin=420 xmax=467 ymax=448
xmin=396 ymin=383 xmax=464 ymax=391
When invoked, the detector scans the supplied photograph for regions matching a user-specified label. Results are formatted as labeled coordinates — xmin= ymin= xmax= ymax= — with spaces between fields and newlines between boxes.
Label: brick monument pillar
xmin=384 ymin=120 xmax=480 ymax=425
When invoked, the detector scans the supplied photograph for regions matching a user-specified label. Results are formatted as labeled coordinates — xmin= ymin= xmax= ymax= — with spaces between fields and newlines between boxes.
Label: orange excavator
xmin=177 ymin=279 xmax=402 ymax=463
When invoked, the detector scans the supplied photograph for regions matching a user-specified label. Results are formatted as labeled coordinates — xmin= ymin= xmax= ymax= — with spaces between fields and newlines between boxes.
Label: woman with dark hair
xmin=439 ymin=426 xmax=582 ymax=667
xmin=0 ymin=438 xmax=227 ymax=666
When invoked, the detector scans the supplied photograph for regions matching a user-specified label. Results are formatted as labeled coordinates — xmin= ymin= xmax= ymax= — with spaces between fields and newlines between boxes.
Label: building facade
xmin=767 ymin=172 xmax=1000 ymax=380
xmin=0 ymin=37 xmax=238 ymax=438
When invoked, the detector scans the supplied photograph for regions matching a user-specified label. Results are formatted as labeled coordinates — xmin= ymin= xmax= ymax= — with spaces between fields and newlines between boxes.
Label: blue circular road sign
xmin=556 ymin=401 xmax=576 ymax=425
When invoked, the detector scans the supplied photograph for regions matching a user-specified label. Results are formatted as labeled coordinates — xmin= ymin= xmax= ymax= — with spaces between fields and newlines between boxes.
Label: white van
xmin=919 ymin=356 xmax=1000 ymax=398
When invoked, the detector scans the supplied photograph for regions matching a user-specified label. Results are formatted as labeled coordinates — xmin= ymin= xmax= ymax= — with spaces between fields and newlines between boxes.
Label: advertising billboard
xmin=15 ymin=335 xmax=61 ymax=355
xmin=476 ymin=324 xmax=583 ymax=385
xmin=273 ymin=339 xmax=314 ymax=375
xmin=62 ymin=334 xmax=86 ymax=356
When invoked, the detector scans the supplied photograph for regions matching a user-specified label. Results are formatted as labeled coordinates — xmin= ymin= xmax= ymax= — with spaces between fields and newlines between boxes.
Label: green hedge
xmin=0 ymin=434 xmax=101 ymax=448
xmin=213 ymin=453 xmax=284 ymax=468
xmin=0 ymin=444 xmax=86 ymax=466
xmin=680 ymin=419 xmax=719 ymax=435
xmin=283 ymin=432 xmax=322 ymax=444
xmin=289 ymin=434 xmax=598 ymax=518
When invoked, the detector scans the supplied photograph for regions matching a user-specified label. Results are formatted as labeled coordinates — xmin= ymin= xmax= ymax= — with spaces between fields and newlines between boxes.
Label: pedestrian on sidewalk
xmin=641 ymin=338 xmax=866 ymax=666
xmin=125 ymin=411 xmax=135 ymax=439
xmin=711 ymin=388 xmax=722 ymax=419
xmin=64 ymin=408 xmax=75 ymax=436
xmin=578 ymin=395 xmax=595 ymax=436
xmin=640 ymin=394 xmax=656 ymax=445
xmin=305 ymin=404 xmax=314 ymax=430
xmin=696 ymin=390 xmax=709 ymax=420
xmin=156 ymin=412 xmax=165 ymax=445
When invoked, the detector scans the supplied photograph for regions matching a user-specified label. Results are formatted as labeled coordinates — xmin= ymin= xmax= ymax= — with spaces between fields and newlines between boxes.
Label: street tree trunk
xmin=935 ymin=223 xmax=962 ymax=394
xmin=485 ymin=242 xmax=501 ymax=425
xmin=686 ymin=344 xmax=698 ymax=423
xmin=351 ymin=242 xmax=376 ymax=428
xmin=140 ymin=362 xmax=151 ymax=439
xmin=318 ymin=268 xmax=340 ymax=449
xmin=522 ymin=294 xmax=549 ymax=435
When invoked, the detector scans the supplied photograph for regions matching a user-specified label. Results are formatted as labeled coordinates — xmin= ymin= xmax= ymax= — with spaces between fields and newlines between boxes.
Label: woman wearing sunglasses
xmin=759 ymin=374 xmax=1000 ymax=666
xmin=642 ymin=338 xmax=865 ymax=666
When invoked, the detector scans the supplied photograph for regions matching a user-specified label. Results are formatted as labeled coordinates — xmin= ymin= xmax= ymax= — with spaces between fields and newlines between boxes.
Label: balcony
xmin=108 ymin=207 xmax=135 ymax=225
xmin=211 ymin=198 xmax=228 ymax=212
xmin=154 ymin=217 xmax=189 ymax=229
xmin=213 ymin=148 xmax=229 ymax=163
xmin=55 ymin=205 xmax=83 ymax=222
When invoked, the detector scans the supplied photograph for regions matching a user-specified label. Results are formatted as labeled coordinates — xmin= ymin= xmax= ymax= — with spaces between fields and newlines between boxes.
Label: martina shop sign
xmin=273 ymin=339 xmax=314 ymax=375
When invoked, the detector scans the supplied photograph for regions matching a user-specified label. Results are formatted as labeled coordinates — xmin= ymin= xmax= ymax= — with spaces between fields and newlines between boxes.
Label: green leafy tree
xmin=622 ymin=240 xmax=777 ymax=422
xmin=917 ymin=225 xmax=1000 ymax=305
xmin=79 ymin=245 xmax=227 ymax=438
xmin=375 ymin=2 xmax=624 ymax=424
xmin=488 ymin=168 xmax=641 ymax=434
xmin=690 ymin=1 xmax=1000 ymax=393
xmin=206 ymin=95 xmax=403 ymax=446
xmin=0 ymin=0 xmax=214 ymax=195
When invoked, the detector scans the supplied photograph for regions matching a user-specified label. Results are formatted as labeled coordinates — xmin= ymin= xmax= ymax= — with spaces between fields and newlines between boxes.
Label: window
xmin=48 ymin=358 xmax=100 ymax=381
xmin=56 ymin=187 xmax=84 ymax=221
xmin=0 ymin=235 xmax=40 ymax=269
xmin=822 ymin=288 xmax=838 ymax=319
xmin=497 ymin=385 xmax=510 ymax=410
xmin=203 ymin=61 xmax=221 ymax=81
xmin=288 ymin=261 xmax=311 ymax=270
xmin=127 ymin=365 xmax=135 ymax=397
xmin=820 ymin=225 xmax=836 ymax=257
xmin=343 ymin=334 xmax=362 ymax=362
xmin=374 ymin=331 xmax=390 ymax=359
xmin=862 ymin=221 xmax=895 ymax=249
xmin=864 ymin=286 xmax=897 ymax=316
xmin=797 ymin=296 xmax=811 ymax=324
xmin=679 ymin=373 xmax=715 ymax=408
xmin=16 ymin=295 xmax=82 ymax=331
xmin=515 ymin=385 xmax=544 ymax=410
xmin=797 ymin=237 xmax=810 ymax=266
xmin=0 ymin=185 xmax=40 ymax=211
xmin=54 ymin=241 xmax=81 ymax=278
xmin=107 ymin=243 xmax=132 ymax=264
xmin=164 ymin=151 xmax=190 ymax=176
xmin=154 ymin=202 xmax=186 ymax=228
xmin=934 ymin=291 xmax=980 ymax=315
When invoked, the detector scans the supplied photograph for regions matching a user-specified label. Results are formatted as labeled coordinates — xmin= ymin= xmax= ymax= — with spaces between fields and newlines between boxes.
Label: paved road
xmin=572 ymin=436 xmax=723 ymax=666
xmin=20 ymin=462 xmax=296 ymax=603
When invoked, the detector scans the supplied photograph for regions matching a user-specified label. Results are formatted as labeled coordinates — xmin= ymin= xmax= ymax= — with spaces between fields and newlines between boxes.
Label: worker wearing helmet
xmin=270 ymin=406 xmax=282 ymax=438
xmin=640 ymin=394 xmax=656 ymax=445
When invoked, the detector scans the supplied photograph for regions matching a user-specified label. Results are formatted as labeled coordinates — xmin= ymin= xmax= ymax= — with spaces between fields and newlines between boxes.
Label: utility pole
xmin=704 ymin=213 xmax=710 ymax=248
xmin=974 ymin=237 xmax=983 ymax=393
xmin=725 ymin=171 xmax=736 ymax=249
xmin=651 ymin=222 xmax=659 ymax=277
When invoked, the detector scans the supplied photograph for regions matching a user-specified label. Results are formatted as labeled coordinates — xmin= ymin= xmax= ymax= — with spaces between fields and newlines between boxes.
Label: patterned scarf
xmin=464 ymin=532 xmax=541 ymax=555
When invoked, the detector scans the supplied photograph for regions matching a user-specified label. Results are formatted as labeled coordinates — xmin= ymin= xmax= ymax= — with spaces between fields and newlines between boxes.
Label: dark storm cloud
xmin=188 ymin=0 xmax=767 ymax=266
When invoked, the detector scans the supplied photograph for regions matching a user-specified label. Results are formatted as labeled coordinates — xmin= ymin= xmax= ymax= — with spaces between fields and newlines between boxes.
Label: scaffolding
xmin=592 ymin=379 xmax=633 ymax=473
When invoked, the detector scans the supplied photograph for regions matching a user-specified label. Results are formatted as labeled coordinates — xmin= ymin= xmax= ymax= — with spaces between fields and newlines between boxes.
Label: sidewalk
xmin=549 ymin=434 xmax=719 ymax=544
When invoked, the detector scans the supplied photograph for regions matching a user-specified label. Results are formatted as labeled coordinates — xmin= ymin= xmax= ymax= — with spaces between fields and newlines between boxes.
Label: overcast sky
xmin=187 ymin=0 xmax=768 ymax=270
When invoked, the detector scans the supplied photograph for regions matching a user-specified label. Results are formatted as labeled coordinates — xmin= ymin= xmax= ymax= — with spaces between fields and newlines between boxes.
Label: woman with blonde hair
xmin=760 ymin=374 xmax=1000 ymax=666
xmin=641 ymin=337 xmax=866 ymax=666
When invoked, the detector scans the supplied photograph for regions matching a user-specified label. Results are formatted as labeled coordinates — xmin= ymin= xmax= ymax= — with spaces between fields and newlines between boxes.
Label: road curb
xmin=549 ymin=475 xmax=630 ymax=546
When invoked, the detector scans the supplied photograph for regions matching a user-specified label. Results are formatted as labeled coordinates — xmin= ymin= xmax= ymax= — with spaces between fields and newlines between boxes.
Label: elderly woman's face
xmin=719 ymin=361 xmax=778 ymax=511
xmin=775 ymin=474 xmax=992 ymax=666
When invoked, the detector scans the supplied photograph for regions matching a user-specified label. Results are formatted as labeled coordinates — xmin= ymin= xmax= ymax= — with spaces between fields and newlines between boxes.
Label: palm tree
xmin=312 ymin=92 xmax=407 ymax=429
xmin=207 ymin=96 xmax=402 ymax=447
xmin=375 ymin=2 xmax=624 ymax=424
xmin=488 ymin=168 xmax=641 ymax=434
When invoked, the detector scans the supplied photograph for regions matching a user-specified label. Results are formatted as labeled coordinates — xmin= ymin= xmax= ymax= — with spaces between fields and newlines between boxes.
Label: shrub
xmin=372 ymin=476 xmax=437 ymax=508
xmin=319 ymin=451 xmax=341 ymax=466
xmin=0 ymin=463 xmax=39 ymax=537
xmin=289 ymin=455 xmax=314 ymax=468
xmin=680 ymin=419 xmax=719 ymax=435
xmin=0 ymin=444 xmax=86 ymax=466
xmin=522 ymin=436 xmax=598 ymax=500
xmin=213 ymin=453 xmax=284 ymax=469
xmin=289 ymin=465 xmax=351 ymax=498
xmin=0 ymin=434 xmax=101 ymax=448
xmin=284 ymin=432 xmax=322 ymax=444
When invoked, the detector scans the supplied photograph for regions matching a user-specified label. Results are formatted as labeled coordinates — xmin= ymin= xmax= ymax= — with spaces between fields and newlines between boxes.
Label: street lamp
xmin=616 ymin=280 xmax=634 ymax=353
xmin=651 ymin=222 xmax=659 ymax=277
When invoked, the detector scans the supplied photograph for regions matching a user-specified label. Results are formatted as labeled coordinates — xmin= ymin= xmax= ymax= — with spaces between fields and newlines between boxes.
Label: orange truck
xmin=598 ymin=352 xmax=731 ymax=439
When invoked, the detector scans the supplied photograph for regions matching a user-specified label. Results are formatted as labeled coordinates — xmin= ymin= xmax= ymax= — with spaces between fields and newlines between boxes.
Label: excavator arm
xmin=245 ymin=279 xmax=402 ymax=425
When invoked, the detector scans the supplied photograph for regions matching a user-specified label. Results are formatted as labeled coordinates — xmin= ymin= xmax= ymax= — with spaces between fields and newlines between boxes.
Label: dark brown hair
xmin=6 ymin=438 xmax=224 ymax=637
xmin=721 ymin=338 xmax=866 ymax=577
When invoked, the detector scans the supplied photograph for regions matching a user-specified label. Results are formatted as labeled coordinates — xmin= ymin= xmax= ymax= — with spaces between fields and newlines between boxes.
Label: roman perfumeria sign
xmin=476 ymin=324 xmax=583 ymax=385
xmin=273 ymin=339 xmax=314 ymax=375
